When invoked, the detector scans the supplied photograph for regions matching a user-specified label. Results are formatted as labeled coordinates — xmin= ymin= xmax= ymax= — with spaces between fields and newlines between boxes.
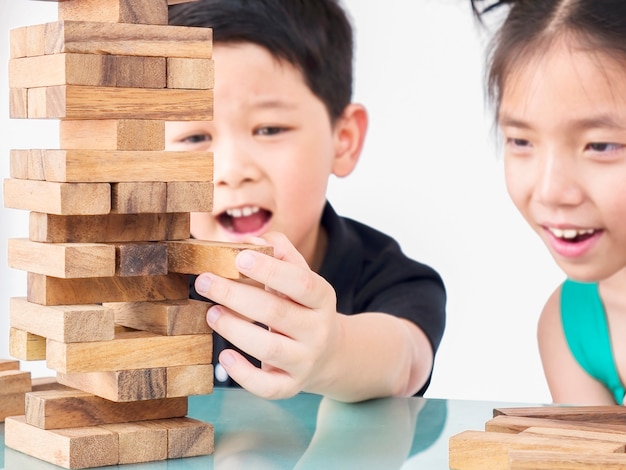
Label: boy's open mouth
xmin=218 ymin=205 xmax=272 ymax=234
xmin=547 ymin=227 xmax=598 ymax=243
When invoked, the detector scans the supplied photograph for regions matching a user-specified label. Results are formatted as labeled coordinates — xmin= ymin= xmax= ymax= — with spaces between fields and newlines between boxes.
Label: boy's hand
xmin=194 ymin=232 xmax=344 ymax=399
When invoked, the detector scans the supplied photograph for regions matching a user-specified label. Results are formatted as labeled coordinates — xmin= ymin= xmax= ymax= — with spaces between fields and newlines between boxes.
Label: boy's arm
xmin=194 ymin=232 xmax=435 ymax=402
xmin=538 ymin=287 xmax=615 ymax=405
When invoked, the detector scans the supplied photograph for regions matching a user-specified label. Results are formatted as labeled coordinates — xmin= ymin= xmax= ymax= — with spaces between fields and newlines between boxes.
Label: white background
xmin=0 ymin=0 xmax=563 ymax=404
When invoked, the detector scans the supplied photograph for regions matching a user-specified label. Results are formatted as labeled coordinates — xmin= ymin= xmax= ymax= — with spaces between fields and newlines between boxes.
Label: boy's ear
xmin=332 ymin=103 xmax=368 ymax=177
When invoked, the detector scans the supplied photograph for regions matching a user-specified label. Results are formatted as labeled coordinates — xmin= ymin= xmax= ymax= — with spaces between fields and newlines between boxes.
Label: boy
xmin=167 ymin=0 xmax=446 ymax=403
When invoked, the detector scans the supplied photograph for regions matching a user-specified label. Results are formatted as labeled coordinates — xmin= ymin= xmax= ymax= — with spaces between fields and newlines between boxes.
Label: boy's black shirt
xmin=189 ymin=201 xmax=447 ymax=396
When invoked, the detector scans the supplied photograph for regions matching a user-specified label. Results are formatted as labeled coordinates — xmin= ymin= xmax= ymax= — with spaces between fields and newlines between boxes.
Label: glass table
xmin=0 ymin=387 xmax=528 ymax=469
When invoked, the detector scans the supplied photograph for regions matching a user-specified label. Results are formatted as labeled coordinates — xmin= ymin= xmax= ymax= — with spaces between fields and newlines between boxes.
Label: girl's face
xmin=499 ymin=39 xmax=626 ymax=282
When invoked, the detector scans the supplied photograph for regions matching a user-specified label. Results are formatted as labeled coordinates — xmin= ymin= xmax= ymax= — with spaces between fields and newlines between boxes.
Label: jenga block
xmin=10 ymin=149 xmax=47 ymax=180
xmin=9 ymin=53 xmax=116 ymax=88
xmin=486 ymin=415 xmax=626 ymax=435
xmin=168 ymin=239 xmax=274 ymax=277
xmin=8 ymin=88 xmax=28 ymax=118
xmin=8 ymin=238 xmax=116 ymax=278
xmin=9 ymin=149 xmax=29 ymax=179
xmin=521 ymin=426 xmax=626 ymax=444
xmin=166 ymin=181 xmax=214 ymax=212
xmin=46 ymin=329 xmax=212 ymax=373
xmin=116 ymin=55 xmax=166 ymax=88
xmin=27 ymin=272 xmax=188 ymax=306
xmin=10 ymin=297 xmax=115 ymax=343
xmin=9 ymin=327 xmax=47 ymax=361
xmin=449 ymin=430 xmax=626 ymax=470
xmin=45 ymin=21 xmax=212 ymax=58
xmin=166 ymin=57 xmax=214 ymax=89
xmin=30 ymin=212 xmax=190 ymax=243
xmin=152 ymin=417 xmax=214 ymax=458
xmin=59 ymin=0 xmax=169 ymax=26
xmin=9 ymin=26 xmax=28 ymax=59
xmin=31 ymin=376 xmax=74 ymax=392
xmin=114 ymin=242 xmax=168 ymax=276
xmin=60 ymin=119 xmax=165 ymax=151
xmin=25 ymin=389 xmax=187 ymax=429
xmin=0 ymin=393 xmax=26 ymax=422
xmin=106 ymin=299 xmax=213 ymax=336
xmin=22 ymin=149 xmax=212 ymax=183
xmin=494 ymin=405 xmax=626 ymax=425
xmin=167 ymin=364 xmax=214 ymax=397
xmin=167 ymin=0 xmax=200 ymax=4
xmin=3 ymin=178 xmax=111 ymax=215
xmin=100 ymin=421 xmax=167 ymax=464
xmin=27 ymin=23 xmax=47 ymax=57
xmin=0 ymin=370 xmax=32 ymax=395
xmin=508 ymin=450 xmax=626 ymax=469
xmin=112 ymin=182 xmax=167 ymax=213
xmin=0 ymin=358 xmax=21 ymax=372
xmin=57 ymin=368 xmax=167 ymax=402
xmin=4 ymin=415 xmax=119 ymax=469
xmin=25 ymin=85 xmax=213 ymax=120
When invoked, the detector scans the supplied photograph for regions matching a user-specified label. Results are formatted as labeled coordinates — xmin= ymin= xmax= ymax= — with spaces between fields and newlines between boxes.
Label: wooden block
xmin=9 ymin=26 xmax=28 ymax=59
xmin=115 ymin=242 xmax=168 ymax=276
xmin=3 ymin=178 xmax=111 ymax=215
xmin=27 ymin=272 xmax=188 ymax=306
xmin=45 ymin=20 xmax=212 ymax=58
xmin=9 ymin=88 xmax=28 ymax=118
xmin=167 ymin=57 xmax=214 ymax=89
xmin=4 ymin=415 xmax=119 ymax=469
xmin=107 ymin=299 xmax=213 ymax=335
xmin=448 ymin=430 xmax=626 ymax=470
xmin=60 ymin=119 xmax=165 ymax=151
xmin=100 ymin=421 xmax=167 ymax=464
xmin=59 ymin=0 xmax=169 ymax=25
xmin=167 ymin=364 xmax=214 ymax=397
xmin=116 ymin=55 xmax=166 ymax=88
xmin=8 ymin=238 xmax=116 ymax=278
xmin=29 ymin=212 xmax=190 ymax=243
xmin=112 ymin=182 xmax=167 ymax=213
xmin=57 ymin=368 xmax=167 ymax=402
xmin=23 ymin=149 xmax=212 ymax=183
xmin=166 ymin=181 xmax=214 ymax=212
xmin=26 ymin=85 xmax=213 ymax=121
xmin=10 ymin=297 xmax=115 ymax=343
xmin=152 ymin=417 xmax=214 ymax=458
xmin=521 ymin=425 xmax=626 ymax=445
xmin=46 ymin=329 xmax=212 ymax=373
xmin=168 ymin=239 xmax=274 ymax=277
xmin=25 ymin=389 xmax=187 ymax=429
xmin=0 ymin=393 xmax=26 ymax=422
xmin=9 ymin=149 xmax=29 ymax=179
xmin=167 ymin=0 xmax=200 ymax=4
xmin=0 ymin=359 xmax=20 ymax=372
xmin=508 ymin=450 xmax=626 ymax=469
xmin=9 ymin=53 xmax=116 ymax=88
xmin=9 ymin=327 xmax=46 ymax=361
xmin=486 ymin=414 xmax=626 ymax=435
xmin=494 ymin=405 xmax=626 ymax=425
xmin=0 ymin=370 xmax=32 ymax=395
xmin=31 ymin=376 xmax=74 ymax=392
xmin=27 ymin=23 xmax=47 ymax=57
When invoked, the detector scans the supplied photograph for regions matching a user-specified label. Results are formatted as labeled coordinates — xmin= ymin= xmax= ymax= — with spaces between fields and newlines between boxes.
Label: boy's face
xmin=499 ymin=40 xmax=626 ymax=282
xmin=166 ymin=43 xmax=357 ymax=265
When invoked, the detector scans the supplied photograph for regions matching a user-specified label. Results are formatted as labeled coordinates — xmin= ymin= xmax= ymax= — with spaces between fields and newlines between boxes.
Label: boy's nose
xmin=214 ymin=143 xmax=261 ymax=188
xmin=534 ymin=151 xmax=583 ymax=207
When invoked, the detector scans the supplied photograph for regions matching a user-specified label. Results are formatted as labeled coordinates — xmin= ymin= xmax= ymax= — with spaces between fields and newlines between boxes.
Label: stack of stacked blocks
xmin=2 ymin=0 xmax=271 ymax=467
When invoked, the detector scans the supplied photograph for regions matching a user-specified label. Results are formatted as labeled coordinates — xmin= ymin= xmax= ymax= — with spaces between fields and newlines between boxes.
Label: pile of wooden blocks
xmin=3 ymin=0 xmax=270 ymax=468
xmin=450 ymin=405 xmax=626 ymax=469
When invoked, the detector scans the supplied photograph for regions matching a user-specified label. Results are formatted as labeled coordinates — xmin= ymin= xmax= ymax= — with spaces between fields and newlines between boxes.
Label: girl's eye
xmin=586 ymin=142 xmax=622 ymax=152
xmin=255 ymin=126 xmax=286 ymax=136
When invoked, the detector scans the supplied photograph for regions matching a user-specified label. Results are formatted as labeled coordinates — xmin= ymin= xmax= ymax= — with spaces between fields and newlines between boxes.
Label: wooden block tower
xmin=3 ymin=0 xmax=270 ymax=467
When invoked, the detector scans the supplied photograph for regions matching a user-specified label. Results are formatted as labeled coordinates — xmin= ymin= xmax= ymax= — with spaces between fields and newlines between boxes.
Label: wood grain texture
xmin=166 ymin=57 xmax=214 ymax=89
xmin=59 ymin=0 xmax=169 ymax=25
xmin=168 ymin=239 xmax=274 ymax=277
xmin=151 ymin=417 xmax=215 ymax=458
xmin=25 ymin=389 xmax=187 ymax=429
xmin=0 ymin=370 xmax=32 ymax=395
xmin=9 ymin=327 xmax=46 ymax=361
xmin=10 ymin=297 xmax=115 ymax=343
xmin=46 ymin=329 xmax=212 ymax=373
xmin=166 ymin=181 xmax=214 ymax=213
xmin=8 ymin=238 xmax=116 ymax=278
xmin=508 ymin=450 xmax=626 ymax=469
xmin=167 ymin=364 xmax=214 ymax=397
xmin=494 ymin=405 xmax=626 ymax=425
xmin=3 ymin=178 xmax=111 ymax=215
xmin=0 ymin=392 xmax=27 ymax=422
xmin=29 ymin=212 xmax=190 ymax=243
xmin=112 ymin=182 xmax=167 ymax=213
xmin=27 ymin=272 xmax=188 ymax=306
xmin=0 ymin=359 xmax=21 ymax=372
xmin=114 ymin=242 xmax=168 ymax=276
xmin=60 ymin=119 xmax=165 ymax=151
xmin=99 ymin=421 xmax=167 ymax=464
xmin=486 ymin=414 xmax=626 ymax=435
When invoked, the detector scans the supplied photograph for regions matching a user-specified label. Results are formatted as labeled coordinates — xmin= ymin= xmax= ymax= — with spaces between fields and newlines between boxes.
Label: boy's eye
xmin=586 ymin=142 xmax=622 ymax=152
xmin=507 ymin=137 xmax=530 ymax=148
xmin=254 ymin=126 xmax=287 ymax=136
xmin=182 ymin=134 xmax=211 ymax=144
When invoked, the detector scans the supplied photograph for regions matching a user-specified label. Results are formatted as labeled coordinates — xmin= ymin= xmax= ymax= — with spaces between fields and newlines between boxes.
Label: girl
xmin=472 ymin=0 xmax=626 ymax=405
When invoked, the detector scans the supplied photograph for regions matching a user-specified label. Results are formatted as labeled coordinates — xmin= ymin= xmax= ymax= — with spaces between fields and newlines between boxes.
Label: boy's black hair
xmin=169 ymin=0 xmax=354 ymax=123
xmin=471 ymin=0 xmax=626 ymax=112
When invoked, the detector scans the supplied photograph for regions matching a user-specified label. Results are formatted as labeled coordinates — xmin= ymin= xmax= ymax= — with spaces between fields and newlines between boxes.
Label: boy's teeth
xmin=549 ymin=227 xmax=595 ymax=239
xmin=226 ymin=206 xmax=260 ymax=218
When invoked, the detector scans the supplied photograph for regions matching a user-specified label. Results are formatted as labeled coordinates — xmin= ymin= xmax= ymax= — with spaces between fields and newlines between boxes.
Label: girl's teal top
xmin=561 ymin=279 xmax=625 ymax=405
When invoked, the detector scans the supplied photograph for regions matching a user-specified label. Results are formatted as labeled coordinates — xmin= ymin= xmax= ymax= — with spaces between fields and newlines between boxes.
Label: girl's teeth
xmin=550 ymin=228 xmax=595 ymax=239
xmin=226 ymin=206 xmax=260 ymax=218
